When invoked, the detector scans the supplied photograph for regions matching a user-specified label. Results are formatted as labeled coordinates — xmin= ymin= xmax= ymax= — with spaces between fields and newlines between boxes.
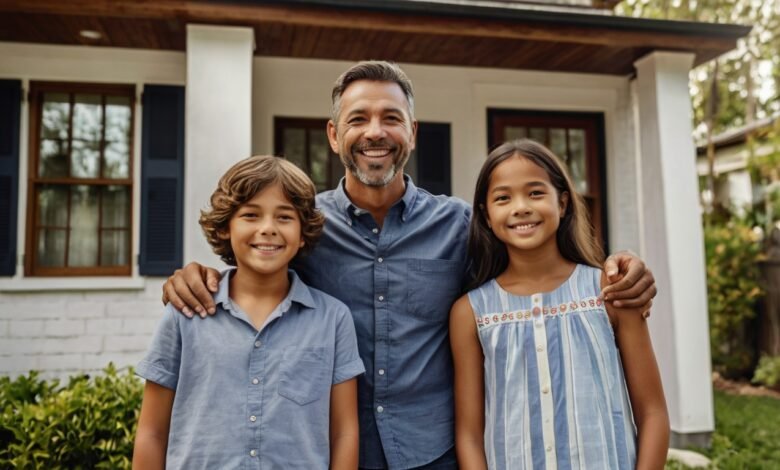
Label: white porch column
xmin=185 ymin=24 xmax=254 ymax=266
xmin=634 ymin=51 xmax=714 ymax=447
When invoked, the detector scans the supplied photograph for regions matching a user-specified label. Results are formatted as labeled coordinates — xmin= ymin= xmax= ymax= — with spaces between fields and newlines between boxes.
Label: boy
xmin=133 ymin=155 xmax=364 ymax=469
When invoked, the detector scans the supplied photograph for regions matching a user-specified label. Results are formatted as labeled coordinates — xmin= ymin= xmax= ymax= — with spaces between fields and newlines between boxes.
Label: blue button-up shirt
xmin=293 ymin=177 xmax=471 ymax=469
xmin=137 ymin=270 xmax=365 ymax=469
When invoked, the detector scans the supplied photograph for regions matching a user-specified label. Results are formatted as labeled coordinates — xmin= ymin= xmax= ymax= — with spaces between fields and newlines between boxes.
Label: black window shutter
xmin=139 ymin=85 xmax=185 ymax=276
xmin=415 ymin=122 xmax=451 ymax=196
xmin=0 ymin=80 xmax=21 ymax=276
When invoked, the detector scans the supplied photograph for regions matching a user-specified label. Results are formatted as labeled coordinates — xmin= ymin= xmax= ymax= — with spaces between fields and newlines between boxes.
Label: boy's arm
xmin=329 ymin=378 xmax=359 ymax=469
xmin=602 ymin=273 xmax=669 ymax=470
xmin=133 ymin=381 xmax=175 ymax=470
xmin=449 ymin=295 xmax=488 ymax=470
xmin=162 ymin=262 xmax=222 ymax=317
xmin=601 ymin=251 xmax=657 ymax=312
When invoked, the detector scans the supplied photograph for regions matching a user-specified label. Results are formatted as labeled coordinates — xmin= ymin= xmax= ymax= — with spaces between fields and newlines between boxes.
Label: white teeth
xmin=361 ymin=149 xmax=391 ymax=157
xmin=251 ymin=244 xmax=282 ymax=252
xmin=511 ymin=223 xmax=538 ymax=230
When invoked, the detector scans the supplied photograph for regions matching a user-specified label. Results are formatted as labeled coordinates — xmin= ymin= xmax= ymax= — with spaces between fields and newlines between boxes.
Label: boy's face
xmin=224 ymin=182 xmax=304 ymax=278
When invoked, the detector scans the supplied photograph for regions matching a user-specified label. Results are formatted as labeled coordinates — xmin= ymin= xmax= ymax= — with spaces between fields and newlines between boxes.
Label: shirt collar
xmin=333 ymin=174 xmax=419 ymax=223
xmin=214 ymin=268 xmax=317 ymax=313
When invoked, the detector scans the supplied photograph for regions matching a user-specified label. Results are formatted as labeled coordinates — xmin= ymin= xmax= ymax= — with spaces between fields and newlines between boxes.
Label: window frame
xmin=25 ymin=81 xmax=136 ymax=277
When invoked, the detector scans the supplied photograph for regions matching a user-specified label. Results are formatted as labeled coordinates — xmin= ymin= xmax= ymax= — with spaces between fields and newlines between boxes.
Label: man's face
xmin=327 ymin=80 xmax=417 ymax=187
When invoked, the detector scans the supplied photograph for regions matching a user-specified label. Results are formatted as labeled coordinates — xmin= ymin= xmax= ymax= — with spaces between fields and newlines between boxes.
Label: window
xmin=26 ymin=82 xmax=135 ymax=276
xmin=488 ymin=109 xmax=608 ymax=250
xmin=274 ymin=117 xmax=341 ymax=192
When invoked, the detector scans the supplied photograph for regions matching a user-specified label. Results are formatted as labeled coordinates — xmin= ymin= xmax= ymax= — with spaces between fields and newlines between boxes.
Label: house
xmin=0 ymin=0 xmax=749 ymax=446
xmin=696 ymin=115 xmax=779 ymax=215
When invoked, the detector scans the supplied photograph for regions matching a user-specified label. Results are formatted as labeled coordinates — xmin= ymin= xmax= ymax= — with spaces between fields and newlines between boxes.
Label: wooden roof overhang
xmin=0 ymin=0 xmax=751 ymax=76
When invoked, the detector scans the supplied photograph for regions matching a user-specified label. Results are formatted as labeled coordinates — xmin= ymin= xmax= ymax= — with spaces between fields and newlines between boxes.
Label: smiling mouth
xmin=358 ymin=148 xmax=393 ymax=158
xmin=508 ymin=222 xmax=541 ymax=233
xmin=250 ymin=243 xmax=284 ymax=254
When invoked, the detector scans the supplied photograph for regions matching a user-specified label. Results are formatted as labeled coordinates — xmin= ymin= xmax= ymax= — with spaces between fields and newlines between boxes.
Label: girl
xmin=450 ymin=140 xmax=669 ymax=469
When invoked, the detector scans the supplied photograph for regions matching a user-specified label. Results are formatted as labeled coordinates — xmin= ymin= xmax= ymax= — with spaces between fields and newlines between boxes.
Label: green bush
xmin=752 ymin=355 xmax=780 ymax=388
xmin=0 ymin=364 xmax=143 ymax=469
xmin=704 ymin=219 xmax=765 ymax=376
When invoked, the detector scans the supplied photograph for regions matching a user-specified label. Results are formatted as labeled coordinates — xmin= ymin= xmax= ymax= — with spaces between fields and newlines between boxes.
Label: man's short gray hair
xmin=331 ymin=61 xmax=415 ymax=123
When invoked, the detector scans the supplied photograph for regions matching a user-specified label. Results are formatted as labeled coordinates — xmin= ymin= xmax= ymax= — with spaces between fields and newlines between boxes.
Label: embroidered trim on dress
xmin=476 ymin=296 xmax=603 ymax=329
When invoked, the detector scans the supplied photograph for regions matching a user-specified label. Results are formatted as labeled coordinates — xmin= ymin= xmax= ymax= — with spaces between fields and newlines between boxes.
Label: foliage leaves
xmin=704 ymin=219 xmax=765 ymax=376
xmin=0 ymin=364 xmax=142 ymax=469
xmin=752 ymin=354 xmax=780 ymax=388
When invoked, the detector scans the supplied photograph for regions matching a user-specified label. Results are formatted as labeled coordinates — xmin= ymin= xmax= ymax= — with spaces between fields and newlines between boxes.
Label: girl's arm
xmin=602 ymin=273 xmax=670 ymax=470
xmin=449 ymin=295 xmax=488 ymax=470
xmin=329 ymin=378 xmax=359 ymax=470
xmin=133 ymin=381 xmax=175 ymax=470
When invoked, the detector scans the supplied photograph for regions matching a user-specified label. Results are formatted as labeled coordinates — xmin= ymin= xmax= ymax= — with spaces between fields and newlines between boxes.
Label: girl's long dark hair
xmin=467 ymin=139 xmax=605 ymax=290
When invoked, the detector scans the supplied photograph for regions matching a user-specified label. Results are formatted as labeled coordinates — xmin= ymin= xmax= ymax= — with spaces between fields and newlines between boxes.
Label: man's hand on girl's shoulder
xmin=600 ymin=251 xmax=656 ymax=317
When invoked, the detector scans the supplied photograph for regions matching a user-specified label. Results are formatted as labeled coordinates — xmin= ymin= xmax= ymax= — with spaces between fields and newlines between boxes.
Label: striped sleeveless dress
xmin=467 ymin=264 xmax=636 ymax=470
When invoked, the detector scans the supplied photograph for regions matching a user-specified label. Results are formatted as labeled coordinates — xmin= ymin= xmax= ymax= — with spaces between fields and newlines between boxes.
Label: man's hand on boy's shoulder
xmin=600 ymin=250 xmax=656 ymax=316
xmin=162 ymin=262 xmax=222 ymax=318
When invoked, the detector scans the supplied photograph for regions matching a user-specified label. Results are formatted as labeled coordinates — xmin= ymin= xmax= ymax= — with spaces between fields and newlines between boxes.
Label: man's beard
xmin=341 ymin=140 xmax=410 ymax=187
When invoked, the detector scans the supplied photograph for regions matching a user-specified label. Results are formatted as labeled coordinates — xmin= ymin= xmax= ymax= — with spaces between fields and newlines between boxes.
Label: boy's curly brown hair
xmin=199 ymin=155 xmax=325 ymax=266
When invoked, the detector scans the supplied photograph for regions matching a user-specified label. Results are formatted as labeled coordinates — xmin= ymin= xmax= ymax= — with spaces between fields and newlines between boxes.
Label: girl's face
xmin=485 ymin=155 xmax=568 ymax=257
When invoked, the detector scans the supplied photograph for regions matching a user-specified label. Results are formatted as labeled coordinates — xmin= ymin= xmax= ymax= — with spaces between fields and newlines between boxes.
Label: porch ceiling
xmin=0 ymin=0 xmax=750 ymax=75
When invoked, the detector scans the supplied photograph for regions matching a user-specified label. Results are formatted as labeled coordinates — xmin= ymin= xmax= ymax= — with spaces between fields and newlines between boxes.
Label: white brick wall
xmin=0 ymin=279 xmax=167 ymax=379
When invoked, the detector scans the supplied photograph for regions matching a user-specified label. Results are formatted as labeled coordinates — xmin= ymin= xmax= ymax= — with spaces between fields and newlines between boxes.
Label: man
xmin=163 ymin=61 xmax=656 ymax=469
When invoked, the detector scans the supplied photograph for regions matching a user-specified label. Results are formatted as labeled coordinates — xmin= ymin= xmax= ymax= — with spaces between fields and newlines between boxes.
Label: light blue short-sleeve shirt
xmin=136 ymin=269 xmax=365 ymax=469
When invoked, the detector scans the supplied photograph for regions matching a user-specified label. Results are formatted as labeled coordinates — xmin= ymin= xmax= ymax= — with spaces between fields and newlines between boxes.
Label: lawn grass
xmin=666 ymin=390 xmax=780 ymax=469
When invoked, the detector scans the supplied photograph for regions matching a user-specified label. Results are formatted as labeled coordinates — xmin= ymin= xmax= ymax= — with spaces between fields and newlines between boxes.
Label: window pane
xmin=549 ymin=128 xmax=567 ymax=163
xmin=529 ymin=127 xmax=547 ymax=145
xmin=37 ymin=185 xmax=69 ymax=227
xmin=568 ymin=128 xmax=588 ymax=194
xmin=68 ymin=185 xmax=99 ymax=267
xmin=37 ymin=229 xmax=66 ymax=267
xmin=309 ymin=130 xmax=330 ymax=191
xmin=104 ymin=96 xmax=132 ymax=179
xmin=104 ymin=141 xmax=130 ymax=179
xmin=71 ymin=139 xmax=100 ymax=178
xmin=71 ymin=94 xmax=102 ymax=178
xmin=503 ymin=126 xmax=527 ymax=141
xmin=101 ymin=185 xmax=130 ymax=229
xmin=100 ymin=230 xmax=129 ymax=266
xmin=39 ymin=93 xmax=71 ymax=178
xmin=283 ymin=128 xmax=306 ymax=171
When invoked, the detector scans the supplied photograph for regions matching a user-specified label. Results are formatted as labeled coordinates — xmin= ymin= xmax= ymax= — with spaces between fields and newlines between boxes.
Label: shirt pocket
xmin=278 ymin=347 xmax=330 ymax=406
xmin=405 ymin=259 xmax=462 ymax=323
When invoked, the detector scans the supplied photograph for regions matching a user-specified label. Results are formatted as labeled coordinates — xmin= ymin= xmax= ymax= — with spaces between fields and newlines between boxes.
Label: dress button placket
xmin=531 ymin=293 xmax=557 ymax=467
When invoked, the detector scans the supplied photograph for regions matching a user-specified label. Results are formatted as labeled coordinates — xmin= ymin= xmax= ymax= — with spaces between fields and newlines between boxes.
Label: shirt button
xmin=542 ymin=386 xmax=550 ymax=394
xmin=372 ymin=228 xmax=379 ymax=234
xmin=537 ymin=345 xmax=544 ymax=352
xmin=377 ymin=405 xmax=384 ymax=413
xmin=377 ymin=257 xmax=383 ymax=263
xmin=254 ymin=340 xmax=262 ymax=348
xmin=249 ymin=415 xmax=257 ymax=422
xmin=546 ymin=446 xmax=553 ymax=452
xmin=252 ymin=378 xmax=260 ymax=385
xmin=250 ymin=449 xmax=257 ymax=457
xmin=378 ymin=295 xmax=384 ymax=301
xmin=378 ymin=369 xmax=385 ymax=376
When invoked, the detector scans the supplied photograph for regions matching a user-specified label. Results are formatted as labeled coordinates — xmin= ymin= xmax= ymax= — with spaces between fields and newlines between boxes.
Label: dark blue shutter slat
xmin=0 ymin=80 xmax=21 ymax=276
xmin=139 ymin=85 xmax=185 ymax=276
xmin=415 ymin=122 xmax=451 ymax=196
